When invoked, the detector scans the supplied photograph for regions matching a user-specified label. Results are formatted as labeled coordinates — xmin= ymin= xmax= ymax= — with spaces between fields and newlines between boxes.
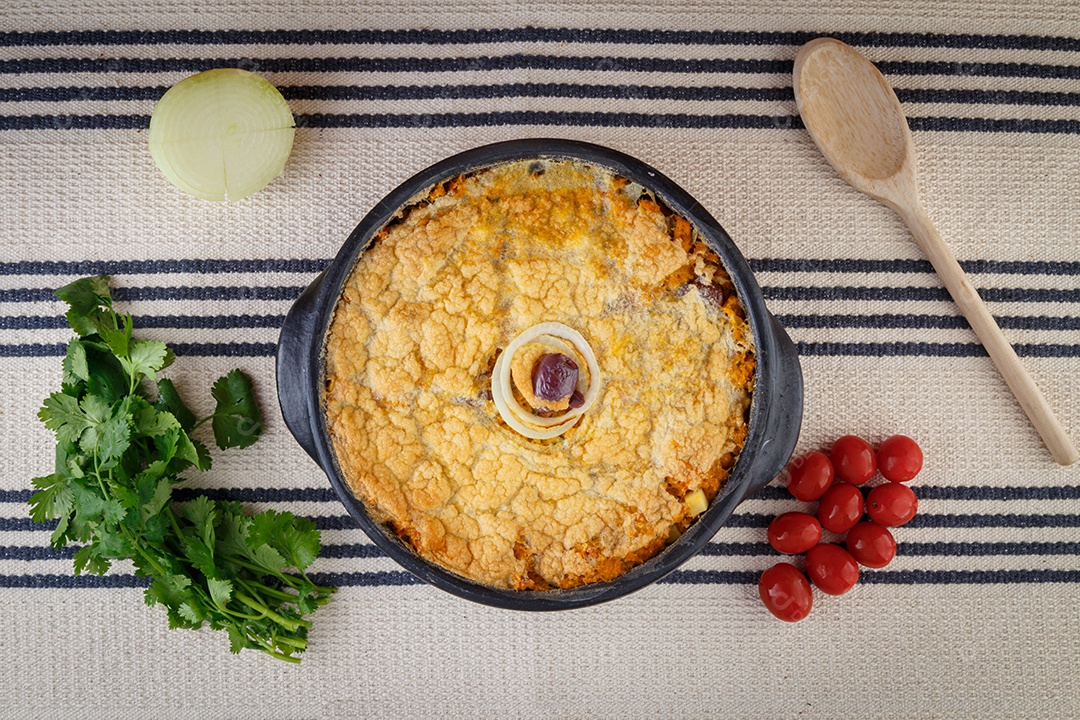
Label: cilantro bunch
xmin=29 ymin=276 xmax=335 ymax=662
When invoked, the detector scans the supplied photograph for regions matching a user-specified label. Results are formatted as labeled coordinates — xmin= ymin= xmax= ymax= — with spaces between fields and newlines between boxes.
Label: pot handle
xmin=744 ymin=314 xmax=804 ymax=497
xmin=276 ymin=270 xmax=327 ymax=463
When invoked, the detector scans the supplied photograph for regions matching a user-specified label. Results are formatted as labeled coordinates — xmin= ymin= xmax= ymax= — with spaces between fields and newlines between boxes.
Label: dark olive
xmin=690 ymin=280 xmax=728 ymax=308
xmin=532 ymin=353 xmax=579 ymax=403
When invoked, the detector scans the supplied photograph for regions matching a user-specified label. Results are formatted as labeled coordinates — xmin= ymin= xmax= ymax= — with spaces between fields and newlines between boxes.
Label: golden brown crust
xmin=323 ymin=160 xmax=754 ymax=590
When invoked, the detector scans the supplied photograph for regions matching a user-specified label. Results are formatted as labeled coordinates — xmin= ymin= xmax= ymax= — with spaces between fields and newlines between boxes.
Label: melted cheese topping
xmin=323 ymin=160 xmax=754 ymax=590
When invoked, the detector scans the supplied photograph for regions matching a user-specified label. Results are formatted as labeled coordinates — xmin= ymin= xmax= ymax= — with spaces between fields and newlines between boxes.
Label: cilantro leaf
xmin=96 ymin=414 xmax=132 ymax=463
xmin=227 ymin=625 xmax=251 ymax=654
xmin=210 ymin=369 xmax=262 ymax=450
xmin=63 ymin=340 xmax=90 ymax=384
xmin=73 ymin=544 xmax=111 ymax=576
xmin=39 ymin=393 xmax=91 ymax=446
xmin=54 ymin=275 xmax=115 ymax=337
xmin=99 ymin=313 xmax=132 ymax=359
xmin=250 ymin=544 xmax=288 ymax=574
xmin=120 ymin=339 xmax=171 ymax=382
xmin=155 ymin=378 xmax=197 ymax=431
xmin=178 ymin=601 xmax=205 ymax=626
xmin=207 ymin=577 xmax=233 ymax=608
xmin=249 ymin=510 xmax=321 ymax=572
xmin=28 ymin=473 xmax=74 ymax=522
xmin=136 ymin=407 xmax=181 ymax=438
xmin=83 ymin=345 xmax=128 ymax=405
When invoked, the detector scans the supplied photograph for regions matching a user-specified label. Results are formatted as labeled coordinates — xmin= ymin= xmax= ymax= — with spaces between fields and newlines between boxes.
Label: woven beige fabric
xmin=1 ymin=1 xmax=1078 ymax=718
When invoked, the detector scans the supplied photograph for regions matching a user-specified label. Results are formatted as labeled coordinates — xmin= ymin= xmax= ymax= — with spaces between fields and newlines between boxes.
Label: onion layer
xmin=491 ymin=322 xmax=601 ymax=440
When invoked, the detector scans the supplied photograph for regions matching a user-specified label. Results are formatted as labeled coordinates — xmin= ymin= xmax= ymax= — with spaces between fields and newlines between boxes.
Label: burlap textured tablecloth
xmin=1 ymin=1 xmax=1078 ymax=718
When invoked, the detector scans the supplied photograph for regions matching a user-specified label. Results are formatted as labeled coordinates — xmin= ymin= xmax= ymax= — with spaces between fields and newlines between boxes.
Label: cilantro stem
xmin=272 ymin=635 xmax=307 ymax=650
xmin=234 ymin=590 xmax=311 ymax=632
xmin=250 ymin=638 xmax=302 ymax=664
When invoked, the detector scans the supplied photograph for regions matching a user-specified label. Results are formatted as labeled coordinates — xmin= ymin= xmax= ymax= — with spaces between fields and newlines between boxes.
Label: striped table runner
xmin=1 ymin=3 xmax=1078 ymax=718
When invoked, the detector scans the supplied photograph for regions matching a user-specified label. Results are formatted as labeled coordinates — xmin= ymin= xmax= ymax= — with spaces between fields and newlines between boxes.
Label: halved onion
xmin=148 ymin=68 xmax=295 ymax=202
xmin=492 ymin=322 xmax=601 ymax=440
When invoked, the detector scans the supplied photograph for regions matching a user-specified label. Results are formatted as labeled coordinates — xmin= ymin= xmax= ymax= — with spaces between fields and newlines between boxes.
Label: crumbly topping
xmin=323 ymin=160 xmax=754 ymax=590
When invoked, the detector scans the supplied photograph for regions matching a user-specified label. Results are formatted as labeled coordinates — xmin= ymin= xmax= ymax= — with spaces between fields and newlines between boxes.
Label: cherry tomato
xmin=805 ymin=543 xmax=860 ymax=595
xmin=866 ymin=483 xmax=918 ymax=526
xmin=877 ymin=434 xmax=923 ymax=482
xmin=829 ymin=435 xmax=877 ymax=485
xmin=758 ymin=562 xmax=813 ymax=622
xmin=785 ymin=451 xmax=835 ymax=501
xmin=816 ymin=483 xmax=865 ymax=534
xmin=846 ymin=522 xmax=897 ymax=568
xmin=767 ymin=512 xmax=823 ymax=554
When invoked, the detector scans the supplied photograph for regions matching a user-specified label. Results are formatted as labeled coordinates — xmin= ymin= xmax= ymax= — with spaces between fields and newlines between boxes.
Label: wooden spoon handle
xmin=899 ymin=204 xmax=1078 ymax=465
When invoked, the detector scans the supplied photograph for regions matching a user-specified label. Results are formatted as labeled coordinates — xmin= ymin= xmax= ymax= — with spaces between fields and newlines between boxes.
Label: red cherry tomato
xmin=816 ymin=483 xmax=865 ymax=534
xmin=877 ymin=435 xmax=923 ymax=482
xmin=785 ymin=451 xmax=835 ymax=501
xmin=805 ymin=544 xmax=860 ymax=595
xmin=866 ymin=483 xmax=918 ymax=526
xmin=768 ymin=512 xmax=823 ymax=554
xmin=846 ymin=522 xmax=897 ymax=568
xmin=830 ymin=435 xmax=877 ymax=485
xmin=758 ymin=562 xmax=813 ymax=622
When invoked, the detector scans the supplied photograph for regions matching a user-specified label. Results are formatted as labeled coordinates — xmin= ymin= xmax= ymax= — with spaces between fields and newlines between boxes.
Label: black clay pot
xmin=277 ymin=139 xmax=803 ymax=610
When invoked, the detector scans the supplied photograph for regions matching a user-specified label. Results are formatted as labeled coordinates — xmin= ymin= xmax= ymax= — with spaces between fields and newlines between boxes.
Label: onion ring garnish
xmin=491 ymin=322 xmax=601 ymax=439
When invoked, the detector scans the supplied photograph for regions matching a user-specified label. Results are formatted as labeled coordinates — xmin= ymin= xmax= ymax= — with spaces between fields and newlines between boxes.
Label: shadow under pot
xmin=276 ymin=138 xmax=803 ymax=610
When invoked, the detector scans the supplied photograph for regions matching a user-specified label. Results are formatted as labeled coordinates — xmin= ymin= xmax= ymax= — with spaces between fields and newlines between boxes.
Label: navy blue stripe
xmin=308 ymin=570 xmax=422 ymax=586
xmin=0 ymin=55 xmax=794 ymax=76
xmin=796 ymin=341 xmax=1080 ymax=358
xmin=318 ymin=543 xmax=386 ymax=560
xmin=7 ymin=339 xmax=1079 ymax=359
xmin=5 ymin=568 xmax=1080 ymax=589
xmin=8 ymin=312 xmax=1079 ymax=333
xmin=0 ymin=573 xmax=150 ymax=589
xmin=725 ymin=512 xmax=1080 ymax=529
xmin=0 ymin=570 xmax=421 ymax=588
xmin=7 ymin=84 xmax=1078 ymax=109
xmin=0 ymin=545 xmax=76 ymax=561
xmin=12 ymin=282 xmax=1075 ymax=306
xmin=6 ymin=111 xmax=1078 ymax=135
xmin=8 ymin=483 xmax=1080 ymax=505
xmin=777 ymin=314 xmax=1080 ymax=332
xmin=0 ymin=258 xmax=327 ymax=277
xmin=898 ymin=541 xmax=1080 ymax=557
xmin=662 ymin=569 xmax=1080 ymax=585
xmin=4 ymin=540 xmax=1077 ymax=563
xmin=764 ymin=286 xmax=1080 ymax=303
xmin=0 ymin=114 xmax=146 ymax=131
xmin=8 ymin=512 xmax=1076 ymax=534
xmin=2 ymin=257 xmax=1076 ymax=278
xmin=4 ymin=54 xmax=1080 ymax=80
xmin=35 ymin=283 xmax=1063 ymax=306
xmin=751 ymin=258 xmax=1080 ymax=276
xmin=171 ymin=487 xmax=338 ymax=503
xmin=0 ymin=314 xmax=286 ymax=331
xmin=754 ymin=484 xmax=1080 ymax=502
xmin=0 ymin=342 xmax=278 ymax=358
xmin=0 ymin=285 xmax=305 ymax=303
xmin=3 ymin=28 xmax=1080 ymax=52
xmin=0 ymin=488 xmax=344 ymax=504
xmin=909 ymin=116 xmax=1080 ymax=134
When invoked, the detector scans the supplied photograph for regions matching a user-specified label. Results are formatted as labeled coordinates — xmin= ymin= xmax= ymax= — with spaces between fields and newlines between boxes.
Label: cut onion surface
xmin=148 ymin=68 xmax=295 ymax=202
xmin=492 ymin=322 xmax=601 ymax=440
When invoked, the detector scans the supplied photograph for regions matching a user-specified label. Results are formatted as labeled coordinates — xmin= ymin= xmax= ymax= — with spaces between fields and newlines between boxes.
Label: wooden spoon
xmin=793 ymin=37 xmax=1078 ymax=466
